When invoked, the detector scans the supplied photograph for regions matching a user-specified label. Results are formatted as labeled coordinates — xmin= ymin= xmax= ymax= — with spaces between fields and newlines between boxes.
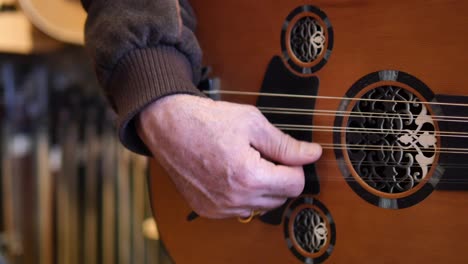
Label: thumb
xmin=250 ymin=119 xmax=322 ymax=166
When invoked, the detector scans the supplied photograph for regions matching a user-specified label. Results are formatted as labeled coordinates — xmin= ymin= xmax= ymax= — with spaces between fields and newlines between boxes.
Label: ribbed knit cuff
xmin=108 ymin=45 xmax=205 ymax=156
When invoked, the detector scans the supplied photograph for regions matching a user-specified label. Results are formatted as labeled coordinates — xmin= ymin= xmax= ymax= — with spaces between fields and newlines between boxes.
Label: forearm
xmin=81 ymin=0 xmax=204 ymax=155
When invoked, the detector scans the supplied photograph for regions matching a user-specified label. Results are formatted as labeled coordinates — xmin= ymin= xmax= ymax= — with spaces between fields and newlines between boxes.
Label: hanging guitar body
xmin=149 ymin=1 xmax=468 ymax=263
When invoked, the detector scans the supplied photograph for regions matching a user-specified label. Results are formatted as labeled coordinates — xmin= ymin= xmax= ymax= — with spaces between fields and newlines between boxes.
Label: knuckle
xmin=235 ymin=164 xmax=260 ymax=190
xmin=222 ymin=170 xmax=247 ymax=207
xmin=245 ymin=105 xmax=264 ymax=123
xmin=241 ymin=105 xmax=270 ymax=137
xmin=225 ymin=193 xmax=244 ymax=207
xmin=244 ymin=104 xmax=260 ymax=115
xmin=275 ymin=134 xmax=292 ymax=158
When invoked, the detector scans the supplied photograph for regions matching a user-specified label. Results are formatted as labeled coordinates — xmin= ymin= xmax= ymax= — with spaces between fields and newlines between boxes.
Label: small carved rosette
xmin=290 ymin=16 xmax=326 ymax=63
xmin=281 ymin=5 xmax=334 ymax=75
xmin=334 ymin=70 xmax=443 ymax=209
xmin=284 ymin=196 xmax=336 ymax=263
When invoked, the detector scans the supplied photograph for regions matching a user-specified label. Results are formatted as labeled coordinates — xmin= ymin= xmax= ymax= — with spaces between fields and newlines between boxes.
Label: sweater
xmin=81 ymin=0 xmax=204 ymax=156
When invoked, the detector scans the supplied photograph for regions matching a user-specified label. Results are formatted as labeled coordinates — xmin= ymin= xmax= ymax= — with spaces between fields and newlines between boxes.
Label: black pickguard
xmin=435 ymin=94 xmax=468 ymax=191
xmin=256 ymin=56 xmax=320 ymax=225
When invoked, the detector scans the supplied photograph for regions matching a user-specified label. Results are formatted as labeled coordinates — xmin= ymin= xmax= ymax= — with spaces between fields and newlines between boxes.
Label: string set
xmin=259 ymin=106 xmax=468 ymax=124
xmin=204 ymin=90 xmax=468 ymax=107
xmin=203 ymin=89 xmax=468 ymax=179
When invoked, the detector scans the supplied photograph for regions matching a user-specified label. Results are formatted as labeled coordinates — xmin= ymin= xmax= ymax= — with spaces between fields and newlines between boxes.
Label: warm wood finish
xmin=149 ymin=1 xmax=468 ymax=263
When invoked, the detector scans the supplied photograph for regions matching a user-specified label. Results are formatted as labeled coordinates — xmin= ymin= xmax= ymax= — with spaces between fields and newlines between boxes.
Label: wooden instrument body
xmin=149 ymin=1 xmax=468 ymax=263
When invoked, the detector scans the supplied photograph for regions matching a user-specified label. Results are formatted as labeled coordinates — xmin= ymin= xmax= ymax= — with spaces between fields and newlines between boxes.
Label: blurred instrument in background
xmin=0 ymin=1 xmax=169 ymax=262
xmin=18 ymin=0 xmax=86 ymax=44
xmin=0 ymin=0 xmax=85 ymax=54
xmin=0 ymin=51 xmax=170 ymax=264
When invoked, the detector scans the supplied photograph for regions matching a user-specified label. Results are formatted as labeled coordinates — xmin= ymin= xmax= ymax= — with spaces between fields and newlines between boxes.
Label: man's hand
xmin=137 ymin=94 xmax=322 ymax=219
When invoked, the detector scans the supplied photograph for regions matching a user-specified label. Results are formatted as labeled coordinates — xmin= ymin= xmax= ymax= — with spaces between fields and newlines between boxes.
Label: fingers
xmin=254 ymin=156 xmax=306 ymax=197
xmin=226 ymin=148 xmax=306 ymax=199
xmin=218 ymin=196 xmax=288 ymax=218
xmin=249 ymin=115 xmax=322 ymax=166
xmin=246 ymin=195 xmax=288 ymax=211
xmin=194 ymin=153 xmax=305 ymax=219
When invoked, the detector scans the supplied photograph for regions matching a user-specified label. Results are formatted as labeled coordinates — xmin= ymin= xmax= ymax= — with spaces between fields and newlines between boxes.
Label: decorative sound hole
xmin=293 ymin=208 xmax=328 ymax=253
xmin=290 ymin=16 xmax=325 ymax=63
xmin=346 ymin=86 xmax=437 ymax=194
xmin=284 ymin=196 xmax=335 ymax=262
xmin=281 ymin=5 xmax=333 ymax=74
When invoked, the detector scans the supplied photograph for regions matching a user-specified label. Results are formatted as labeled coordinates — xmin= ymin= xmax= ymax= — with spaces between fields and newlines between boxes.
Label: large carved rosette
xmin=334 ymin=70 xmax=443 ymax=209
xmin=346 ymin=86 xmax=437 ymax=194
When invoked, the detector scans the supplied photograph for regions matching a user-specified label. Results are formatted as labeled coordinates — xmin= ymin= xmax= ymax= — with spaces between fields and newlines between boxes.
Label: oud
xmin=149 ymin=0 xmax=468 ymax=263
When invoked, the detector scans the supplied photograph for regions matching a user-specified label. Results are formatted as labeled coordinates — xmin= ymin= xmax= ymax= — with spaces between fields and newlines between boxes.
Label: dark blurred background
xmin=0 ymin=1 xmax=171 ymax=263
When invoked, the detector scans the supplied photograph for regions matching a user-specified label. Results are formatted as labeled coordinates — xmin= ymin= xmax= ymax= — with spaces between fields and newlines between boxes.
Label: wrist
xmin=136 ymin=94 xmax=204 ymax=150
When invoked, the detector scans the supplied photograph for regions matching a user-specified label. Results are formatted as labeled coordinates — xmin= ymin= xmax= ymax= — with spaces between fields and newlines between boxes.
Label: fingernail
xmin=306 ymin=143 xmax=322 ymax=160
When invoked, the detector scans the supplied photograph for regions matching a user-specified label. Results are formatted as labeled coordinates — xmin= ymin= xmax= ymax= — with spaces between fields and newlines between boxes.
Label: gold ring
xmin=237 ymin=210 xmax=261 ymax=224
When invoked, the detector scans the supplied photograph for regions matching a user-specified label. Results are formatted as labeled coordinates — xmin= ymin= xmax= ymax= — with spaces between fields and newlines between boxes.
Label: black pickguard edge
xmin=435 ymin=94 xmax=468 ymax=191
xmin=256 ymin=56 xmax=320 ymax=225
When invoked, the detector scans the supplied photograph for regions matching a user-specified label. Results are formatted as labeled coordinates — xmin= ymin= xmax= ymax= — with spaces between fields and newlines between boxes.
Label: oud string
xmin=273 ymin=124 xmax=468 ymax=138
xmin=270 ymin=127 xmax=468 ymax=154
xmin=204 ymin=90 xmax=468 ymax=108
xmin=311 ymin=159 xmax=468 ymax=168
xmin=202 ymin=90 xmax=468 ymax=107
xmin=296 ymin=174 xmax=468 ymax=183
xmin=203 ymin=90 xmax=468 ymax=176
xmin=259 ymin=107 xmax=468 ymax=123
xmin=204 ymin=90 xmax=468 ymax=135
xmin=313 ymin=144 xmax=465 ymax=155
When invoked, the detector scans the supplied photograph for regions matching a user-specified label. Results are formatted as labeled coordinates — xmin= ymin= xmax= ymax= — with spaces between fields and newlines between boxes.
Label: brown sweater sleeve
xmin=81 ymin=0 xmax=204 ymax=155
